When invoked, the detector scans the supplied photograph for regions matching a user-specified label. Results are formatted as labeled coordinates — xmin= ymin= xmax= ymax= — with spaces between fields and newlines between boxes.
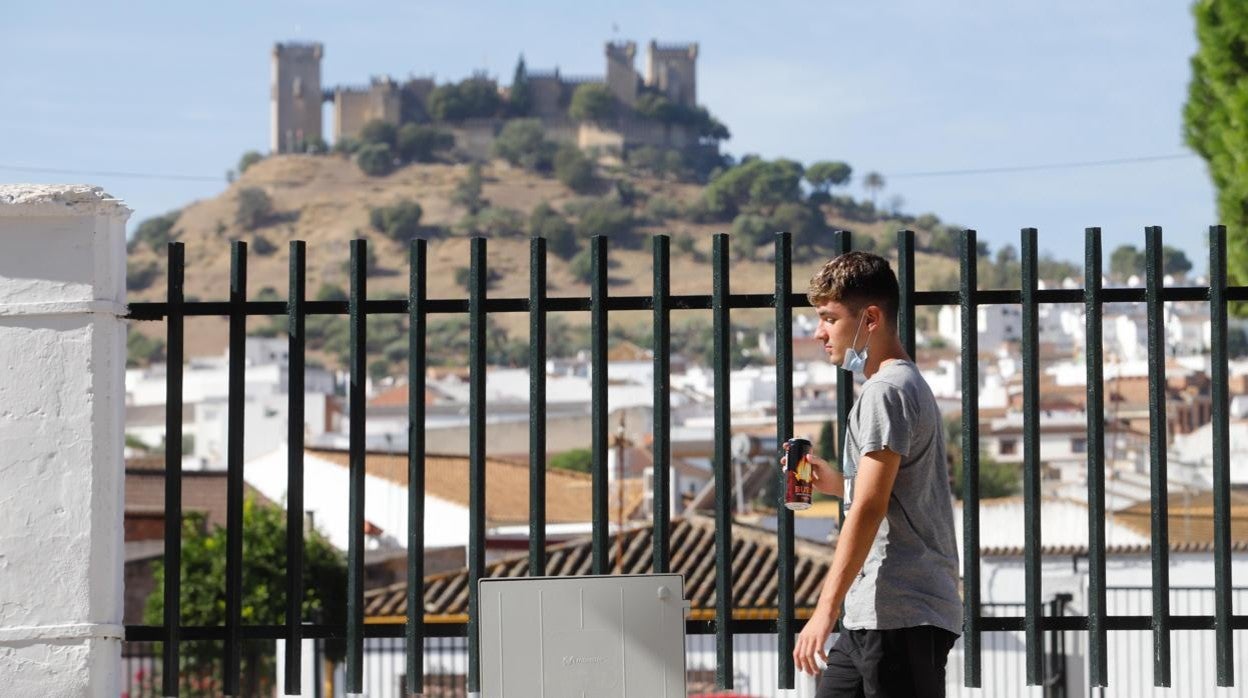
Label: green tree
xmin=358 ymin=120 xmax=398 ymax=149
xmin=235 ymin=187 xmax=273 ymax=230
xmin=1110 ymin=244 xmax=1143 ymax=281
xmin=550 ymin=448 xmax=592 ymax=473
xmin=127 ymin=331 xmax=165 ymax=367
xmin=129 ymin=210 xmax=181 ymax=253
xmin=355 ymin=143 xmax=395 ymax=177
xmin=944 ymin=416 xmax=1021 ymax=499
xmin=1184 ymin=0 xmax=1248 ymax=294
xmin=529 ymin=202 xmax=578 ymax=259
xmin=575 ymin=200 xmax=637 ymax=247
xmin=237 ymin=150 xmax=263 ymax=175
xmin=144 ymin=499 xmax=346 ymax=697
xmin=492 ymin=119 xmax=554 ymax=171
xmin=509 ymin=55 xmax=532 ymax=117
xmin=569 ymin=84 xmax=616 ymax=123
xmin=749 ymin=159 xmax=805 ymax=214
xmin=862 ymin=171 xmax=885 ymax=206
xmin=452 ymin=163 xmax=487 ymax=214
xmin=730 ymin=213 xmax=769 ymax=259
xmin=554 ymin=144 xmax=595 ymax=192
xmin=805 ymin=161 xmax=852 ymax=193
xmin=569 ymin=247 xmax=595 ymax=284
xmin=397 ymin=124 xmax=453 ymax=163
xmin=370 ymin=200 xmax=424 ymax=241
xmin=126 ymin=260 xmax=160 ymax=291
xmin=1162 ymin=245 xmax=1194 ymax=277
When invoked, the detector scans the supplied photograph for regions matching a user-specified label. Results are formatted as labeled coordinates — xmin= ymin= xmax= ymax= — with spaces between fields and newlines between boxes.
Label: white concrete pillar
xmin=0 ymin=185 xmax=131 ymax=697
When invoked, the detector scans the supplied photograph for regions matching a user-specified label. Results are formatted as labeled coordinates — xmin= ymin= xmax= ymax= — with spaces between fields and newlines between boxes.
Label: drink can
xmin=783 ymin=438 xmax=813 ymax=511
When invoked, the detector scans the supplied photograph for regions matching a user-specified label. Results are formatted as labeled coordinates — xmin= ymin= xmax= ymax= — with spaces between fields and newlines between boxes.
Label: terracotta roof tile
xmin=363 ymin=515 xmax=833 ymax=619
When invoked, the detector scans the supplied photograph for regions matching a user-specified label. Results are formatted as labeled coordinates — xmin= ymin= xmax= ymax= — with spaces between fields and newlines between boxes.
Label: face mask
xmin=841 ymin=311 xmax=872 ymax=375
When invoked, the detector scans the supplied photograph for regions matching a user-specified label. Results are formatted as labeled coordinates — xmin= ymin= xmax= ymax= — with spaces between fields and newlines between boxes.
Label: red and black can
xmin=783 ymin=438 xmax=813 ymax=511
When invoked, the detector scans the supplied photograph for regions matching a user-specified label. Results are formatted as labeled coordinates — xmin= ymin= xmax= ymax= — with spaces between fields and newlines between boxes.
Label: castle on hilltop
xmin=270 ymin=40 xmax=708 ymax=159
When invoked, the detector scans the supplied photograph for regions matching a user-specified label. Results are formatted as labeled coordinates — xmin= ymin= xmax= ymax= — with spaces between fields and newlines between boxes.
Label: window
xmin=999 ymin=438 xmax=1018 ymax=456
xmin=1071 ymin=438 xmax=1087 ymax=454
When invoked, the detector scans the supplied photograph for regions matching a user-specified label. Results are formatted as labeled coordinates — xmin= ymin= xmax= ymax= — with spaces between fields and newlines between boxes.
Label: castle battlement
xmin=271 ymin=37 xmax=703 ymax=155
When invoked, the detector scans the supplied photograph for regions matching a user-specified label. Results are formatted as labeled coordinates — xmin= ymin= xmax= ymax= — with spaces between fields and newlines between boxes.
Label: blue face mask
xmin=841 ymin=311 xmax=872 ymax=375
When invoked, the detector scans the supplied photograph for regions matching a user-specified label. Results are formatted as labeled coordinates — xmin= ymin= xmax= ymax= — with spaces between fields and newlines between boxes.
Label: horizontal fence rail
xmin=124 ymin=228 xmax=1247 ymax=694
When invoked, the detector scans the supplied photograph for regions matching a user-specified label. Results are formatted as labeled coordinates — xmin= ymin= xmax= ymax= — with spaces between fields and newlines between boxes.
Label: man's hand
xmin=781 ymin=452 xmax=844 ymax=497
xmin=793 ymin=607 xmax=838 ymax=677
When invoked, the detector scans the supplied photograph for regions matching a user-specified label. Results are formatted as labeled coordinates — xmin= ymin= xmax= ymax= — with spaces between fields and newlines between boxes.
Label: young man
xmin=792 ymin=251 xmax=962 ymax=698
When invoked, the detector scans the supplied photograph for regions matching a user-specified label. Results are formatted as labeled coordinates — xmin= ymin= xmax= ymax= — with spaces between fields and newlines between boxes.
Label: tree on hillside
xmin=452 ymin=163 xmax=486 ymax=214
xmin=492 ymin=119 xmax=555 ymax=171
xmin=356 ymin=143 xmax=395 ymax=177
xmin=237 ymin=151 xmax=263 ymax=175
xmin=554 ymin=144 xmax=596 ymax=192
xmin=529 ymin=202 xmax=577 ymax=259
xmin=509 ymin=55 xmax=532 ymax=117
xmin=235 ymin=187 xmax=273 ymax=230
xmin=428 ymin=78 xmax=501 ymax=122
xmin=129 ymin=210 xmax=181 ymax=253
xmin=359 ymin=120 xmax=398 ymax=149
xmin=1184 ymin=0 xmax=1248 ymax=296
xmin=569 ymin=84 xmax=616 ymax=123
xmin=1110 ymin=245 xmax=1144 ymax=281
xmin=805 ymin=161 xmax=852 ymax=193
xmin=144 ymin=499 xmax=346 ymax=697
xmin=397 ymin=123 xmax=453 ymax=163
xmin=863 ymin=171 xmax=885 ymax=206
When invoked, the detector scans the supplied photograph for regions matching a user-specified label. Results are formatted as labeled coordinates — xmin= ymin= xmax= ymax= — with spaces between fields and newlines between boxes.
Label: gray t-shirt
xmin=840 ymin=360 xmax=962 ymax=634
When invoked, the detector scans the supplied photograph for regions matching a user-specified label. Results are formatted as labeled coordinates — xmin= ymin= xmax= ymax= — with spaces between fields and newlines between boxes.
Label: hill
xmin=125 ymin=153 xmax=966 ymax=368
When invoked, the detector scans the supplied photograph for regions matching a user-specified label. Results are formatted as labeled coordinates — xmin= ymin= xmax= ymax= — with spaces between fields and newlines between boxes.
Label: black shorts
xmin=815 ymin=625 xmax=959 ymax=698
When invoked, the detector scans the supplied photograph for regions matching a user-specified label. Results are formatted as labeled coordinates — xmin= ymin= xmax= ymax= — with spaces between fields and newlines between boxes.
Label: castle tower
xmin=605 ymin=41 xmax=638 ymax=107
xmin=645 ymin=41 xmax=698 ymax=107
xmin=271 ymin=42 xmax=324 ymax=153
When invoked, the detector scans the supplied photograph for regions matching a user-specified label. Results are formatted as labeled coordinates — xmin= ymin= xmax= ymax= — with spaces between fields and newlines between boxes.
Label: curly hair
xmin=807 ymin=251 xmax=899 ymax=320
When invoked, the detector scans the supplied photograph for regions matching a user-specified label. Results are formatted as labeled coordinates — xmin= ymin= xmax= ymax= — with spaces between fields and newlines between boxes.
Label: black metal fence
xmin=125 ymin=228 xmax=1248 ymax=695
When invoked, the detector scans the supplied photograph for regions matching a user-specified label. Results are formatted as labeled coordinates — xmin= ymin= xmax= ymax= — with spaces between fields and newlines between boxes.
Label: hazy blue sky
xmin=1 ymin=1 xmax=1217 ymax=273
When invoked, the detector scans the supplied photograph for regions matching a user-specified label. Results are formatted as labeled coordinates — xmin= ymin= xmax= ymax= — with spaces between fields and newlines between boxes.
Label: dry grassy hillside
xmin=126 ymin=154 xmax=958 ymax=359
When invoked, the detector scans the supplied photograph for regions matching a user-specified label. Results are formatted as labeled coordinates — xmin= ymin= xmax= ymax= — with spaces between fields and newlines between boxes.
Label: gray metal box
xmin=478 ymin=574 xmax=688 ymax=697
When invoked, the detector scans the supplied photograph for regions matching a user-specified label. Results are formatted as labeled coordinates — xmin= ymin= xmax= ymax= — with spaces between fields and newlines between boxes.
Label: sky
xmin=0 ymin=1 xmax=1218 ymax=274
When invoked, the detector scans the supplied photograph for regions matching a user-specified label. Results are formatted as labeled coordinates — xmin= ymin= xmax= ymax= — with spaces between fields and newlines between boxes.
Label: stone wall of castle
xmin=333 ymin=79 xmax=400 ymax=143
xmin=271 ymin=42 xmax=324 ymax=153
xmin=646 ymin=42 xmax=698 ymax=107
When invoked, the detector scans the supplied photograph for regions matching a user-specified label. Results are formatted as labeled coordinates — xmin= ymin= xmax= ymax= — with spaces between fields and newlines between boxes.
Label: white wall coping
xmin=0 ymin=184 xmax=133 ymax=218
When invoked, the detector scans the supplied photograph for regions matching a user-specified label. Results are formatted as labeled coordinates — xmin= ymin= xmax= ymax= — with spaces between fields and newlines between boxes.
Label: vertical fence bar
xmin=285 ymin=241 xmax=307 ymax=695
xmin=1020 ymin=228 xmax=1043 ymax=684
xmin=467 ymin=237 xmax=487 ymax=693
xmin=959 ymin=230 xmax=982 ymax=688
xmin=1144 ymin=226 xmax=1172 ymax=686
xmin=1084 ymin=228 xmax=1108 ymax=688
xmin=896 ymin=230 xmax=916 ymax=357
xmin=161 ymin=242 xmax=185 ymax=697
xmin=711 ymin=233 xmax=734 ymax=689
xmin=224 ymin=241 xmax=247 ymax=696
xmin=652 ymin=235 xmax=672 ymax=573
xmin=591 ymin=235 xmax=609 ymax=574
xmin=833 ymin=230 xmax=852 ymax=530
xmin=1209 ymin=225 xmax=1233 ymax=686
xmin=529 ymin=237 xmax=547 ymax=575
xmin=407 ymin=239 xmax=427 ymax=695
xmin=346 ymin=238 xmax=368 ymax=694
xmin=774 ymin=231 xmax=796 ymax=689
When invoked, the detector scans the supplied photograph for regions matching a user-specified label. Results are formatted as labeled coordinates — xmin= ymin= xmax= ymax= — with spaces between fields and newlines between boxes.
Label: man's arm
xmin=793 ymin=448 xmax=901 ymax=675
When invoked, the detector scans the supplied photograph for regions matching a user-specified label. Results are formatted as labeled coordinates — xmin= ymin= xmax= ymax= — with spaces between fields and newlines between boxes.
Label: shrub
xmin=252 ymin=233 xmax=277 ymax=256
xmin=129 ymin=210 xmax=180 ymax=253
xmin=549 ymin=448 xmax=592 ymax=473
xmin=235 ymin=187 xmax=273 ymax=230
xmin=645 ymin=195 xmax=681 ymax=222
xmin=554 ymin=144 xmax=595 ymax=192
xmin=302 ymin=135 xmax=329 ymax=154
xmin=237 ymin=150 xmax=263 ymax=175
xmin=359 ymin=120 xmax=398 ymax=149
xmin=355 ymin=143 xmax=395 ymax=177
xmin=575 ymin=200 xmax=636 ymax=247
xmin=459 ymin=206 xmax=524 ymax=238
xmin=397 ymin=124 xmax=454 ymax=163
xmin=493 ymin=119 xmax=554 ymax=171
xmin=370 ymin=200 xmax=424 ymax=241
xmin=451 ymin=163 xmax=486 ymax=214
xmin=529 ymin=202 xmax=577 ymax=259
xmin=127 ymin=331 xmax=165 ymax=367
xmin=126 ymin=260 xmax=160 ymax=291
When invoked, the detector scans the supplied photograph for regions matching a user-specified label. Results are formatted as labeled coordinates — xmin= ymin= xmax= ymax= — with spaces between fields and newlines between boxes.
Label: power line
xmin=0 ymin=164 xmax=221 ymax=183
xmin=887 ymin=153 xmax=1198 ymax=179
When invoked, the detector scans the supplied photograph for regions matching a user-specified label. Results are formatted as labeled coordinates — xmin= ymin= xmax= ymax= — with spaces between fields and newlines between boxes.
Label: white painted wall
xmin=0 ymin=185 xmax=130 ymax=697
